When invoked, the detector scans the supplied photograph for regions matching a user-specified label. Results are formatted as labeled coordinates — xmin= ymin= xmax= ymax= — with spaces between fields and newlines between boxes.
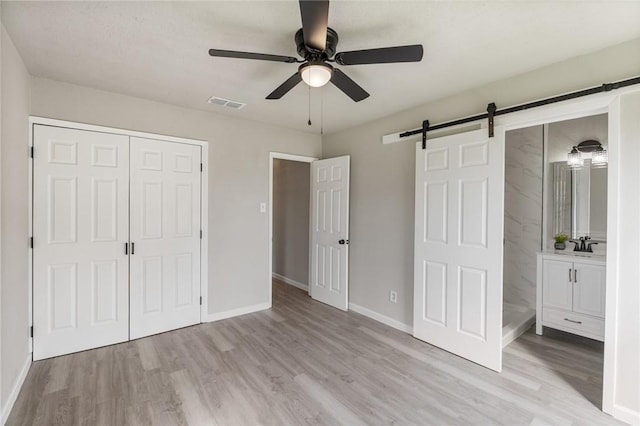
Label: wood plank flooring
xmin=8 ymin=280 xmax=620 ymax=425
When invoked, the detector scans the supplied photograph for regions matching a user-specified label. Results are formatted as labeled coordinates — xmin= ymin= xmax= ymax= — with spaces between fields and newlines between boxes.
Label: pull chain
xmin=320 ymin=87 xmax=324 ymax=135
xmin=308 ymin=84 xmax=312 ymax=126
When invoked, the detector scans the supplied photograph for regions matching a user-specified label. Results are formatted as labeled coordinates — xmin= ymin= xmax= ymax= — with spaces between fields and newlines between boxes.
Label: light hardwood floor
xmin=8 ymin=280 xmax=619 ymax=425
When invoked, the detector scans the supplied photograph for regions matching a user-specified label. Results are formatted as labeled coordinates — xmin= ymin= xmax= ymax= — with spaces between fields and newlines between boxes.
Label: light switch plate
xmin=259 ymin=202 xmax=266 ymax=213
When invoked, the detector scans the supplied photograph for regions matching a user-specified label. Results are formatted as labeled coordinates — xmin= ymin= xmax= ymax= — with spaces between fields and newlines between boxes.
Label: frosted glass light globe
xmin=300 ymin=63 xmax=333 ymax=88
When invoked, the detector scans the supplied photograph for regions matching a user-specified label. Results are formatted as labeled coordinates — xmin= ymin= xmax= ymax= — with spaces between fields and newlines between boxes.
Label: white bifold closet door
xmin=34 ymin=126 xmax=202 ymax=360
xmin=413 ymin=128 xmax=505 ymax=372
xmin=33 ymin=125 xmax=130 ymax=360
xmin=129 ymin=137 xmax=202 ymax=340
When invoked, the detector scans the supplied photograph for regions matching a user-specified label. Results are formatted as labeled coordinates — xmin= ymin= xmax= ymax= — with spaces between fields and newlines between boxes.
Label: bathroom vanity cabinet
xmin=536 ymin=252 xmax=606 ymax=341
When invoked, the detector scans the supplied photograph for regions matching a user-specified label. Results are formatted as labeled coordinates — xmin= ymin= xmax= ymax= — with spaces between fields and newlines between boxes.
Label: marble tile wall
xmin=504 ymin=125 xmax=544 ymax=308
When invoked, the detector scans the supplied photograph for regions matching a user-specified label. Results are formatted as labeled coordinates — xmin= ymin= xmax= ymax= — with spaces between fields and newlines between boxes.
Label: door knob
xmin=338 ymin=239 xmax=349 ymax=245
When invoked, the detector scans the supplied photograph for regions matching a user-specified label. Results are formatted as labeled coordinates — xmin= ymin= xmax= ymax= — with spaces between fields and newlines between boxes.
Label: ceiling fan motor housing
xmin=295 ymin=27 xmax=339 ymax=60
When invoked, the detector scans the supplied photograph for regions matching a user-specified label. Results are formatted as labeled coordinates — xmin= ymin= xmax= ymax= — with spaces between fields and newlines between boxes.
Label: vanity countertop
xmin=539 ymin=250 xmax=606 ymax=262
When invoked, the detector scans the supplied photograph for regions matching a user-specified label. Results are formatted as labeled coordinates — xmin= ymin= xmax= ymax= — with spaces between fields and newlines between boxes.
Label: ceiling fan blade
xmin=299 ymin=0 xmax=329 ymax=51
xmin=209 ymin=49 xmax=298 ymax=63
xmin=266 ymin=73 xmax=303 ymax=99
xmin=335 ymin=45 xmax=424 ymax=65
xmin=330 ymin=69 xmax=369 ymax=102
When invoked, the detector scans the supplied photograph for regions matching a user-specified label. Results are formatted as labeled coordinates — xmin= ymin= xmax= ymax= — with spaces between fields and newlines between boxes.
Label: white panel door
xmin=33 ymin=125 xmax=130 ymax=360
xmin=129 ymin=137 xmax=202 ymax=339
xmin=310 ymin=156 xmax=350 ymax=310
xmin=413 ymin=128 xmax=505 ymax=372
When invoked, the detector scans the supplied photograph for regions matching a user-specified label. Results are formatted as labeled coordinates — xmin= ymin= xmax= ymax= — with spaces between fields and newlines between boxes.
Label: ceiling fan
xmin=208 ymin=0 xmax=424 ymax=102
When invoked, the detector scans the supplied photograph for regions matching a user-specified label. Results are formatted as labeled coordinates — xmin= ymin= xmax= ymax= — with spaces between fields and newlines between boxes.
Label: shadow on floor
xmin=511 ymin=326 xmax=604 ymax=409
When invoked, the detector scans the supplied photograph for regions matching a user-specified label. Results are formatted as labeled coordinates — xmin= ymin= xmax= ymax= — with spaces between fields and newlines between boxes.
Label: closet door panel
xmin=129 ymin=137 xmax=202 ymax=339
xmin=33 ymin=125 xmax=130 ymax=360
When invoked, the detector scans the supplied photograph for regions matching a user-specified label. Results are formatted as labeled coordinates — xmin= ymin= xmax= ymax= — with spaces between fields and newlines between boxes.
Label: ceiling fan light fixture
xmin=299 ymin=62 xmax=333 ymax=88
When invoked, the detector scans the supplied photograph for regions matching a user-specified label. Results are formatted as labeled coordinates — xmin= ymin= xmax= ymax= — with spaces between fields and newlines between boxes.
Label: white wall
xmin=1 ymin=24 xmax=31 ymax=420
xmin=322 ymin=37 xmax=640 ymax=328
xmin=504 ymin=126 xmax=543 ymax=309
xmin=29 ymin=78 xmax=322 ymax=318
xmin=272 ymin=159 xmax=310 ymax=286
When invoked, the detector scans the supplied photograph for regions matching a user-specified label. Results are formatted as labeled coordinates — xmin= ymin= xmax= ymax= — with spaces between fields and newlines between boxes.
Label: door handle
xmin=569 ymin=268 xmax=572 ymax=282
xmin=131 ymin=242 xmax=135 ymax=255
xmin=125 ymin=242 xmax=128 ymax=255
xmin=573 ymin=269 xmax=577 ymax=283
xmin=564 ymin=318 xmax=582 ymax=324
xmin=338 ymin=239 xmax=349 ymax=245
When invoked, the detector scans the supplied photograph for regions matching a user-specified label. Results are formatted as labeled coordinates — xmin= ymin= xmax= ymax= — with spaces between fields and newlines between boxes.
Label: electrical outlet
xmin=389 ymin=290 xmax=397 ymax=303
xmin=259 ymin=202 xmax=266 ymax=213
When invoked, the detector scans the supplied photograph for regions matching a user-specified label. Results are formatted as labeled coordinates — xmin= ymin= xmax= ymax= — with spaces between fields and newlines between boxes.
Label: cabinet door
xmin=573 ymin=262 xmax=606 ymax=318
xmin=542 ymin=259 xmax=573 ymax=311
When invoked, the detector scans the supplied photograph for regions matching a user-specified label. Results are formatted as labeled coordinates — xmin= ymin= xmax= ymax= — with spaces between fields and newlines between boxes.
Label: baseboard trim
xmin=612 ymin=404 xmax=639 ymax=425
xmin=205 ymin=302 xmax=271 ymax=323
xmin=1 ymin=354 xmax=31 ymax=424
xmin=349 ymin=303 xmax=413 ymax=334
xmin=502 ymin=310 xmax=536 ymax=348
xmin=272 ymin=273 xmax=308 ymax=291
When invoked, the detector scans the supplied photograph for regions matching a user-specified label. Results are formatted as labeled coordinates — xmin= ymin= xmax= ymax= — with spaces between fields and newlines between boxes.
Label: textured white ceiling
xmin=3 ymin=1 xmax=640 ymax=135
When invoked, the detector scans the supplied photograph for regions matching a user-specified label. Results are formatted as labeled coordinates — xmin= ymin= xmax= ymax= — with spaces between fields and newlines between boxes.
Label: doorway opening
xmin=272 ymin=158 xmax=312 ymax=292
xmin=268 ymin=152 xmax=351 ymax=311
xmin=268 ymin=153 xmax=317 ymax=304
xmin=502 ymin=113 xmax=608 ymax=408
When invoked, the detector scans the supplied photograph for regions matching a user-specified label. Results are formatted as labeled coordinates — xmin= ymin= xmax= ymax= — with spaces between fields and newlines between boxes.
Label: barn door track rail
xmin=392 ymin=76 xmax=640 ymax=149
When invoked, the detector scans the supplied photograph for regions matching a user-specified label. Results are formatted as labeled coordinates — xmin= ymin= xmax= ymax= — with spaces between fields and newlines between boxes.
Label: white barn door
xmin=310 ymin=156 xmax=350 ymax=310
xmin=129 ymin=137 xmax=202 ymax=339
xmin=413 ymin=128 xmax=505 ymax=372
xmin=33 ymin=125 xmax=130 ymax=360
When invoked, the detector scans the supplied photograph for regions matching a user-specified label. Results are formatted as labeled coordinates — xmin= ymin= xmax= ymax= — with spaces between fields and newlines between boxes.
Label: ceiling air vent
xmin=207 ymin=96 xmax=246 ymax=110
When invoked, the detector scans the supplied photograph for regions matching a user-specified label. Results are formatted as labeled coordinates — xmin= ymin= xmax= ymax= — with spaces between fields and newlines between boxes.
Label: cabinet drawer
xmin=542 ymin=308 xmax=605 ymax=341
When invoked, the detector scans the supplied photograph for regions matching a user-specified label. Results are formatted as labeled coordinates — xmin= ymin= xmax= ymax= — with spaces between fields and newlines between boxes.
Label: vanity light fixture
xmin=567 ymin=139 xmax=607 ymax=168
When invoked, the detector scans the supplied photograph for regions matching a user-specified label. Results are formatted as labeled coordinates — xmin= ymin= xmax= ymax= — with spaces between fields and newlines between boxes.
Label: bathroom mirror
xmin=552 ymin=160 xmax=607 ymax=240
